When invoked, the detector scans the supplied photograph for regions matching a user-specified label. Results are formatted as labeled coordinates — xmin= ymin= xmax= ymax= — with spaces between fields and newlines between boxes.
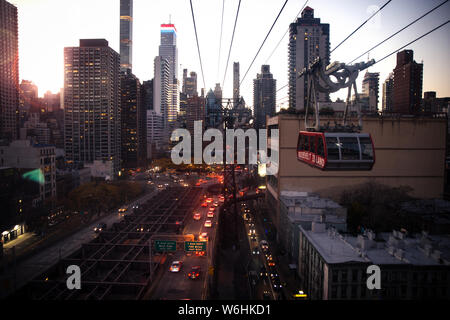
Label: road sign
xmin=184 ymin=241 xmax=207 ymax=252
xmin=154 ymin=240 xmax=176 ymax=252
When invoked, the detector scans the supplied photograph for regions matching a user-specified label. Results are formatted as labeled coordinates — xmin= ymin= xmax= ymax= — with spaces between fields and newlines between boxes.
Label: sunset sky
xmin=14 ymin=0 xmax=450 ymax=110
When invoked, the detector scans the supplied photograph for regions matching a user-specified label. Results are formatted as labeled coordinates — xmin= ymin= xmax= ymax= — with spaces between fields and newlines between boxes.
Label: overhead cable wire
xmin=189 ymin=0 xmax=206 ymax=89
xmin=240 ymin=0 xmax=289 ymax=86
xmin=330 ymin=0 xmax=393 ymax=54
xmin=369 ymin=19 xmax=450 ymax=67
xmin=222 ymin=0 xmax=242 ymax=89
xmin=276 ymin=4 xmax=448 ymax=94
xmin=349 ymin=0 xmax=449 ymax=63
xmin=264 ymin=0 xmax=309 ymax=64
xmin=217 ymin=0 xmax=226 ymax=82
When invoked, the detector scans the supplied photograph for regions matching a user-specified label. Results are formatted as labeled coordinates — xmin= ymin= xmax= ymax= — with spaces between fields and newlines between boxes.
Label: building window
xmin=352 ymin=269 xmax=358 ymax=282
xmin=332 ymin=270 xmax=338 ymax=283
xmin=340 ymin=286 xmax=347 ymax=299
xmin=331 ymin=286 xmax=337 ymax=299
xmin=351 ymin=285 xmax=357 ymax=298
xmin=341 ymin=270 xmax=348 ymax=282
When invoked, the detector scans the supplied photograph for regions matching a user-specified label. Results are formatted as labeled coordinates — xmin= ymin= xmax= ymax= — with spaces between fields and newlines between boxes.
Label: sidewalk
xmin=3 ymin=232 xmax=36 ymax=251
xmin=0 ymin=189 xmax=157 ymax=298
xmin=2 ymin=188 xmax=155 ymax=265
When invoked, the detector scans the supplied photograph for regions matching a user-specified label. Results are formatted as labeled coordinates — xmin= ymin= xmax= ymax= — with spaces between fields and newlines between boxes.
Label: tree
xmin=339 ymin=182 xmax=414 ymax=233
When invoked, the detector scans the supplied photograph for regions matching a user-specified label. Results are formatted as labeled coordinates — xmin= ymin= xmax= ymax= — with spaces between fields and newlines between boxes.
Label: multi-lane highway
xmin=151 ymin=194 xmax=221 ymax=300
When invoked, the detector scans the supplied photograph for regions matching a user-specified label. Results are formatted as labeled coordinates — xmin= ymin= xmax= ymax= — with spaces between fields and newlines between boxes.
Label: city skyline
xmin=15 ymin=0 xmax=450 ymax=111
xmin=2 ymin=0 xmax=450 ymax=303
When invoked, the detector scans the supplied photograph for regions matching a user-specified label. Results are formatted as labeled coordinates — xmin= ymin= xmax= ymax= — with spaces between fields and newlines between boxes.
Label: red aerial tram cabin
xmin=297 ymin=131 xmax=375 ymax=170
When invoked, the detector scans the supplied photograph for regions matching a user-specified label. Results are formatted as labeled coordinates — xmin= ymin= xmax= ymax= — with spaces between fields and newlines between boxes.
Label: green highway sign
xmin=154 ymin=240 xmax=177 ymax=252
xmin=184 ymin=241 xmax=207 ymax=252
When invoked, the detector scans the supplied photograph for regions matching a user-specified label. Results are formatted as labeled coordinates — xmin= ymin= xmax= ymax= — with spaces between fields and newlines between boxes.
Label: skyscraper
xmin=159 ymin=24 xmax=179 ymax=124
xmin=183 ymin=70 xmax=198 ymax=97
xmin=186 ymin=95 xmax=205 ymax=136
xmin=19 ymin=80 xmax=38 ymax=112
xmin=253 ymin=65 xmax=276 ymax=129
xmin=289 ymin=7 xmax=330 ymax=110
xmin=120 ymin=0 xmax=133 ymax=72
xmin=393 ymin=50 xmax=423 ymax=114
xmin=233 ymin=62 xmax=240 ymax=107
xmin=142 ymin=79 xmax=153 ymax=111
xmin=64 ymin=39 xmax=121 ymax=179
xmin=0 ymin=0 xmax=19 ymax=142
xmin=153 ymin=56 xmax=170 ymax=126
xmin=121 ymin=70 xmax=146 ymax=168
xmin=205 ymin=89 xmax=221 ymax=129
xmin=361 ymin=71 xmax=380 ymax=112
xmin=119 ymin=0 xmax=145 ymax=168
xmin=214 ymin=83 xmax=223 ymax=106
xmin=382 ymin=73 xmax=394 ymax=112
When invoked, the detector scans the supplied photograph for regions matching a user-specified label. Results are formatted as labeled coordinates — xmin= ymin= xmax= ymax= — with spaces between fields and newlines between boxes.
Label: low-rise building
xmin=278 ymin=191 xmax=347 ymax=262
xmin=298 ymin=224 xmax=450 ymax=299
xmin=0 ymin=167 xmax=40 ymax=245
xmin=266 ymin=113 xmax=446 ymax=245
xmin=0 ymin=140 xmax=56 ymax=202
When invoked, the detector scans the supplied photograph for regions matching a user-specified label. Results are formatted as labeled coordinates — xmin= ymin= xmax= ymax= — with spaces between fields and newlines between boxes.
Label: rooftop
xmin=300 ymin=224 xmax=450 ymax=266
xmin=280 ymin=191 xmax=342 ymax=209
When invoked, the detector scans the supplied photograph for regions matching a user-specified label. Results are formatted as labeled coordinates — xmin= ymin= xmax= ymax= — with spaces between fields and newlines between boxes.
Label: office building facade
xmin=233 ymin=62 xmax=240 ymax=107
xmin=159 ymin=24 xmax=179 ymax=124
xmin=153 ymin=56 xmax=170 ymax=131
xmin=253 ymin=65 xmax=276 ymax=129
xmin=361 ymin=71 xmax=380 ymax=113
xmin=64 ymin=39 xmax=121 ymax=179
xmin=183 ymin=69 xmax=198 ymax=97
xmin=393 ymin=50 xmax=423 ymax=114
xmin=288 ymin=7 xmax=330 ymax=110
xmin=121 ymin=70 xmax=146 ymax=168
xmin=382 ymin=73 xmax=394 ymax=112
xmin=0 ymin=0 xmax=19 ymax=142
xmin=120 ymin=0 xmax=133 ymax=72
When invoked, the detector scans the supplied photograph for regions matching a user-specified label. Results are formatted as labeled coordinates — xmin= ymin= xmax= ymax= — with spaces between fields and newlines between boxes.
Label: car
xmin=118 ymin=207 xmax=127 ymax=214
xmin=204 ymin=220 xmax=212 ymax=228
xmin=259 ymin=266 xmax=268 ymax=278
xmin=201 ymin=202 xmax=208 ymax=207
xmin=199 ymin=232 xmax=208 ymax=241
xmin=209 ymin=207 xmax=215 ymax=212
xmin=252 ymin=247 xmax=260 ymax=255
xmin=195 ymin=251 xmax=205 ymax=256
xmin=272 ymin=277 xmax=283 ymax=292
xmin=206 ymin=198 xmax=213 ymax=203
xmin=270 ymin=271 xmax=279 ymax=280
xmin=169 ymin=261 xmax=182 ymax=272
xmin=94 ymin=223 xmax=107 ymax=233
xmin=188 ymin=266 xmax=201 ymax=279
xmin=193 ymin=212 xmax=201 ymax=220
xmin=207 ymin=211 xmax=214 ymax=218
xmin=260 ymin=240 xmax=269 ymax=252
xmin=213 ymin=202 xmax=219 ymax=207
xmin=267 ymin=259 xmax=276 ymax=267
xmin=262 ymin=291 xmax=272 ymax=300
xmin=251 ymin=235 xmax=257 ymax=242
